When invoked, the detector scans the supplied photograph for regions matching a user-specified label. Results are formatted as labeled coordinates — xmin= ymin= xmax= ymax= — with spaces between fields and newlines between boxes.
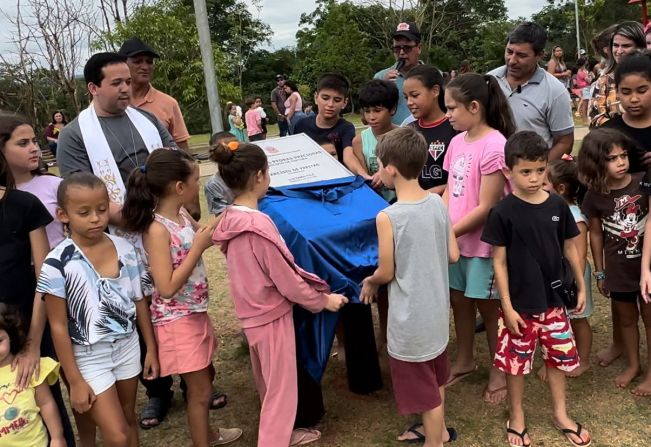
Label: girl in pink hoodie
xmin=211 ymin=141 xmax=348 ymax=447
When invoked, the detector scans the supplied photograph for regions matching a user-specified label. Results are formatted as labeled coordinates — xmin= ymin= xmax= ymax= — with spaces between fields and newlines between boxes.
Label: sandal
xmin=290 ymin=428 xmax=321 ymax=446
xmin=445 ymin=366 xmax=477 ymax=387
xmin=210 ymin=427 xmax=243 ymax=446
xmin=398 ymin=423 xmax=458 ymax=443
xmin=139 ymin=396 xmax=171 ymax=430
xmin=555 ymin=422 xmax=591 ymax=447
xmin=506 ymin=420 xmax=531 ymax=447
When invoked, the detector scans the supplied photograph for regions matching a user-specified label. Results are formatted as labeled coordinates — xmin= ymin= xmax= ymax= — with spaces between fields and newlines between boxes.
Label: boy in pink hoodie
xmin=211 ymin=140 xmax=348 ymax=447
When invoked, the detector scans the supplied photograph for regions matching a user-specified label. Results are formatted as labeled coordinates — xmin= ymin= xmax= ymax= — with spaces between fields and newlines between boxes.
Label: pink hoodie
xmin=213 ymin=206 xmax=330 ymax=329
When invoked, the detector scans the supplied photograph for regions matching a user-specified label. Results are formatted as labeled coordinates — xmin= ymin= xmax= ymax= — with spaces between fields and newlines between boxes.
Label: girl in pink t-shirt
xmin=442 ymin=73 xmax=516 ymax=405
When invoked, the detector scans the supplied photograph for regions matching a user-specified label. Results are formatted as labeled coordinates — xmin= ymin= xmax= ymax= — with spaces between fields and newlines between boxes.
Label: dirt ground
xmin=111 ymin=187 xmax=651 ymax=447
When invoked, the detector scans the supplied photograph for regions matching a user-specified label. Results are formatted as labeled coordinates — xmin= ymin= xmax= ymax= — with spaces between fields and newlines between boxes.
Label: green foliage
xmin=97 ymin=0 xmax=238 ymax=134
xmin=533 ymin=0 xmax=641 ymax=64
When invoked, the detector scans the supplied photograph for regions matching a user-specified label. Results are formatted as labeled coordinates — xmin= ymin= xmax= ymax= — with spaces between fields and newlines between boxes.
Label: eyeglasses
xmin=392 ymin=45 xmax=418 ymax=54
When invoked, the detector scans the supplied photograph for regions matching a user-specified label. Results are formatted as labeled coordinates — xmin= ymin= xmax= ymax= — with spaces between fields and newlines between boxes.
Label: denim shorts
xmin=72 ymin=331 xmax=141 ymax=395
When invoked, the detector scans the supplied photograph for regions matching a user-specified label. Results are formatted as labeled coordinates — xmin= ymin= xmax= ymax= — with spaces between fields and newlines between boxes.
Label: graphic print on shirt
xmin=450 ymin=153 xmax=472 ymax=198
xmin=0 ymin=382 xmax=29 ymax=439
xmin=422 ymin=140 xmax=447 ymax=181
xmin=605 ymin=194 xmax=646 ymax=257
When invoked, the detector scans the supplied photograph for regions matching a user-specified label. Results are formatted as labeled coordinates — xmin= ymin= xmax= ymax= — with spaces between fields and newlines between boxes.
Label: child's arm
xmin=574 ymin=222 xmax=588 ymax=271
xmin=14 ymin=227 xmax=50 ymax=389
xmin=448 ymin=220 xmax=460 ymax=264
xmin=343 ymin=146 xmax=372 ymax=179
xmin=564 ymin=238 xmax=587 ymax=314
xmin=352 ymin=135 xmax=382 ymax=188
xmin=452 ymin=171 xmax=504 ymax=237
xmin=587 ymin=216 xmax=608 ymax=297
xmin=492 ymin=246 xmax=526 ymax=336
xmin=44 ymin=295 xmax=96 ymax=414
xmin=143 ymin=220 xmax=216 ymax=299
xmin=247 ymin=234 xmax=347 ymax=312
xmin=361 ymin=212 xmax=395 ymax=304
xmin=641 ymin=198 xmax=651 ymax=302
xmin=34 ymin=382 xmax=65 ymax=446
xmin=135 ymin=298 xmax=159 ymax=380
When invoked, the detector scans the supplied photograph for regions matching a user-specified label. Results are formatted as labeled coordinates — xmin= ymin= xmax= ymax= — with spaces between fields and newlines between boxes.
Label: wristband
xmin=593 ymin=271 xmax=605 ymax=280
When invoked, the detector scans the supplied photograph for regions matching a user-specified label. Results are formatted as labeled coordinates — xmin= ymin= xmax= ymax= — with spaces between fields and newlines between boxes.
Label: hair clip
xmin=139 ymin=165 xmax=147 ymax=173
xmin=227 ymin=141 xmax=239 ymax=152
xmin=561 ymin=153 xmax=574 ymax=162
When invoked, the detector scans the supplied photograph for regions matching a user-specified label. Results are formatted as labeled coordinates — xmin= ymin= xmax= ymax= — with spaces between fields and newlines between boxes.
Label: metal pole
xmin=193 ymin=0 xmax=223 ymax=133
xmin=575 ymin=0 xmax=581 ymax=57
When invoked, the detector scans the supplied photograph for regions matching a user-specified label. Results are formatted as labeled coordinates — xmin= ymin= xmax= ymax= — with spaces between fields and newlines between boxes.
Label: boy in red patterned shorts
xmin=481 ymin=132 xmax=592 ymax=447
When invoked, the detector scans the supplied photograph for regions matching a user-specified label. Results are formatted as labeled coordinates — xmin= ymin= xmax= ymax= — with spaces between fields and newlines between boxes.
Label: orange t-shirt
xmin=133 ymin=85 xmax=190 ymax=144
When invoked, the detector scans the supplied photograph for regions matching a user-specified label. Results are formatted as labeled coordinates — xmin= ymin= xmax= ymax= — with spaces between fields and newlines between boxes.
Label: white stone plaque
xmin=252 ymin=133 xmax=353 ymax=188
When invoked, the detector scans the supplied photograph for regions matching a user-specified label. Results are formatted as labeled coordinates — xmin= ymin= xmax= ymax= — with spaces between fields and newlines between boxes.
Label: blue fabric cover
xmin=260 ymin=176 xmax=387 ymax=382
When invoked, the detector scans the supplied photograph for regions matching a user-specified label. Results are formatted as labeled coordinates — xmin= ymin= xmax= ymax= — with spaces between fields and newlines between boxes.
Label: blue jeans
xmin=288 ymin=112 xmax=307 ymax=135
xmin=278 ymin=118 xmax=289 ymax=137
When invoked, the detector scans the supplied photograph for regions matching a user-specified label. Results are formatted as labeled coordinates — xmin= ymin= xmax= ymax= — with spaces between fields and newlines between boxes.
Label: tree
xmin=98 ymin=0 xmax=238 ymax=133
xmin=295 ymin=0 xmax=377 ymax=110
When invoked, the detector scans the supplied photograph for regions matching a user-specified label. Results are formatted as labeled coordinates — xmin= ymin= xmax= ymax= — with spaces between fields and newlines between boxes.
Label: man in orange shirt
xmin=119 ymin=37 xmax=191 ymax=150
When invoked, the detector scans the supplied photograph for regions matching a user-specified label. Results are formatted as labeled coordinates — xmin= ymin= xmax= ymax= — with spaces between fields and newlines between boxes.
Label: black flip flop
xmin=556 ymin=422 xmax=592 ymax=447
xmin=182 ymin=389 xmax=228 ymax=410
xmin=398 ymin=423 xmax=458 ymax=443
xmin=506 ymin=421 xmax=531 ymax=447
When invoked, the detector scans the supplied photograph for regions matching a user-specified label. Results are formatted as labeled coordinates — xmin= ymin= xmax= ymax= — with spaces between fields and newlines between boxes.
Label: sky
xmin=0 ymin=0 xmax=541 ymax=55
xmin=246 ymin=0 xmax=542 ymax=50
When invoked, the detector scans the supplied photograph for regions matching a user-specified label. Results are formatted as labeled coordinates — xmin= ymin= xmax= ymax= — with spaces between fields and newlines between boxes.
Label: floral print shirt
xmin=149 ymin=213 xmax=209 ymax=325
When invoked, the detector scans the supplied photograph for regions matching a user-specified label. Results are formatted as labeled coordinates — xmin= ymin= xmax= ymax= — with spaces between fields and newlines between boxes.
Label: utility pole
xmin=575 ymin=1 xmax=581 ymax=56
xmin=193 ymin=0 xmax=223 ymax=133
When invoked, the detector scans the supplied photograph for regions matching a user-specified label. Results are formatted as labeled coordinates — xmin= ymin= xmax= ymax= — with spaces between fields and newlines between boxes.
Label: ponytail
xmin=446 ymin=73 xmax=516 ymax=138
xmin=210 ymin=141 xmax=268 ymax=192
xmin=122 ymin=148 xmax=196 ymax=233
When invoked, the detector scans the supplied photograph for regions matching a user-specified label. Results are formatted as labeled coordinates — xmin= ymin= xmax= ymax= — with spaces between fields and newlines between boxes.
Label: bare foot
xmin=631 ymin=376 xmax=651 ymax=397
xmin=595 ymin=344 xmax=622 ymax=367
xmin=484 ymin=369 xmax=508 ymax=405
xmin=537 ymin=365 xmax=548 ymax=382
xmin=614 ymin=366 xmax=641 ymax=388
xmin=566 ymin=362 xmax=591 ymax=378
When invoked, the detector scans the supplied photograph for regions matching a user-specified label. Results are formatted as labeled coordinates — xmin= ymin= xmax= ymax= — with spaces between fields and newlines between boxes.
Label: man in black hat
xmin=270 ymin=74 xmax=289 ymax=137
xmin=118 ymin=37 xmax=191 ymax=151
xmin=374 ymin=22 xmax=422 ymax=125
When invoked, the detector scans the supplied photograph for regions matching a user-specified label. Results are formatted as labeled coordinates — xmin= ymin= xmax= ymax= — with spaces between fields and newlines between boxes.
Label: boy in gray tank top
xmin=361 ymin=127 xmax=460 ymax=446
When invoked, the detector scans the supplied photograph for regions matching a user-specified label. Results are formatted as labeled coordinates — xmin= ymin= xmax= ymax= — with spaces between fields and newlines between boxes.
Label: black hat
xmin=118 ymin=37 xmax=160 ymax=58
xmin=392 ymin=22 xmax=421 ymax=43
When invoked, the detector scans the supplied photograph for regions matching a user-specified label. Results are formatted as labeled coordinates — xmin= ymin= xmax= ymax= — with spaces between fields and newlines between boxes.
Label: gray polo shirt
xmin=487 ymin=65 xmax=573 ymax=148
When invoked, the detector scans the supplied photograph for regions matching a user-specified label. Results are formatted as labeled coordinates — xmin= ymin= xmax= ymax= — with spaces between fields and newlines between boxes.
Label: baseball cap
xmin=275 ymin=74 xmax=285 ymax=80
xmin=118 ymin=37 xmax=160 ymax=58
xmin=393 ymin=22 xmax=421 ymax=43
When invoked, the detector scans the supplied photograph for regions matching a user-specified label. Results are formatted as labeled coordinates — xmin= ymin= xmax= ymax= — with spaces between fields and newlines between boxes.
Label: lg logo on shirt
xmin=552 ymin=216 xmax=560 ymax=222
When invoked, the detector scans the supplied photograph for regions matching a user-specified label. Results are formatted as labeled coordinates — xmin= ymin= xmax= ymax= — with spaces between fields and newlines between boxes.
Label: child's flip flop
xmin=555 ymin=422 xmax=592 ymax=447
xmin=506 ymin=421 xmax=531 ymax=447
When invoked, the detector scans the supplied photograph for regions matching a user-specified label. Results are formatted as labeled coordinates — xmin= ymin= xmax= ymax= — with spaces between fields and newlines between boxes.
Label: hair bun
xmin=209 ymin=142 xmax=236 ymax=165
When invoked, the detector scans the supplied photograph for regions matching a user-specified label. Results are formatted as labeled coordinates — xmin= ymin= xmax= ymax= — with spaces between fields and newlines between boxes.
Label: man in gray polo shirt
xmin=488 ymin=22 xmax=574 ymax=160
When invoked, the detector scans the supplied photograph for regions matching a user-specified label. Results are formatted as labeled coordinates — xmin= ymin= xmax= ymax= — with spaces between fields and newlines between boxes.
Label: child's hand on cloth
xmin=360 ymin=278 xmax=379 ymax=304
xmin=12 ymin=343 xmax=40 ymax=390
xmin=325 ymin=293 xmax=348 ymax=312
xmin=70 ymin=380 xmax=96 ymax=413
xmin=194 ymin=221 xmax=218 ymax=252
xmin=143 ymin=351 xmax=160 ymax=380
xmin=503 ymin=308 xmax=526 ymax=337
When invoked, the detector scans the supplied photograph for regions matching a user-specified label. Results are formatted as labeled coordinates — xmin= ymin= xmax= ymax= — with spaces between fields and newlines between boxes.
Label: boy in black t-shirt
xmin=481 ymin=132 xmax=592 ymax=447
xmin=294 ymin=73 xmax=370 ymax=179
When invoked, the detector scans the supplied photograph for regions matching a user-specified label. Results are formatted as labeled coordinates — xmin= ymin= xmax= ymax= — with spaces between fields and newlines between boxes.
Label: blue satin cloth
xmin=260 ymin=176 xmax=387 ymax=382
